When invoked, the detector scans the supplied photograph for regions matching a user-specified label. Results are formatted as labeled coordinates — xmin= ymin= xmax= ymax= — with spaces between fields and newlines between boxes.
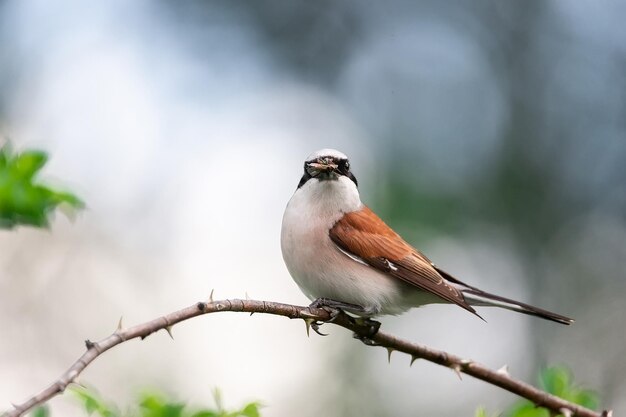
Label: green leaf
xmin=13 ymin=151 xmax=48 ymax=180
xmin=503 ymin=366 xmax=600 ymax=417
xmin=0 ymin=146 xmax=8 ymax=168
xmin=69 ymin=387 xmax=260 ymax=417
xmin=86 ymin=398 xmax=99 ymax=415
xmin=190 ymin=411 xmax=218 ymax=417
xmin=160 ymin=403 xmax=185 ymax=417
xmin=0 ymin=143 xmax=84 ymax=229
xmin=506 ymin=402 xmax=549 ymax=417
xmin=72 ymin=387 xmax=100 ymax=414
xmin=31 ymin=405 xmax=49 ymax=417
xmin=140 ymin=393 xmax=166 ymax=411
xmin=539 ymin=366 xmax=571 ymax=397
xmin=239 ymin=403 xmax=261 ymax=417
xmin=571 ymin=390 xmax=599 ymax=410
xmin=538 ymin=366 xmax=599 ymax=408
xmin=69 ymin=386 xmax=119 ymax=417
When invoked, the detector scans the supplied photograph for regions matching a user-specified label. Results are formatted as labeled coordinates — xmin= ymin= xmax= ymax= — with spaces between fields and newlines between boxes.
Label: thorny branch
xmin=2 ymin=298 xmax=612 ymax=417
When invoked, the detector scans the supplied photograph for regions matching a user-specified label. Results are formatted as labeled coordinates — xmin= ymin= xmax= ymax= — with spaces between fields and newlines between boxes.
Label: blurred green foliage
xmin=60 ymin=387 xmax=262 ymax=417
xmin=474 ymin=406 xmax=497 ymax=417
xmin=476 ymin=366 xmax=599 ymax=417
xmin=31 ymin=406 xmax=49 ymax=417
xmin=26 ymin=367 xmax=596 ymax=417
xmin=0 ymin=143 xmax=84 ymax=229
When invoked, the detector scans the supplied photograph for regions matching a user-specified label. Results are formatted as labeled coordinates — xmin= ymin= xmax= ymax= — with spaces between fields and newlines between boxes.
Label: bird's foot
xmin=352 ymin=317 xmax=382 ymax=345
xmin=307 ymin=298 xmax=369 ymax=335
xmin=307 ymin=299 xmax=381 ymax=340
xmin=308 ymin=298 xmax=367 ymax=315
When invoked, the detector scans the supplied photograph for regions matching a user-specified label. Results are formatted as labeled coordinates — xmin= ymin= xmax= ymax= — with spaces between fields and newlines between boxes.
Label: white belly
xmin=280 ymin=177 xmax=421 ymax=315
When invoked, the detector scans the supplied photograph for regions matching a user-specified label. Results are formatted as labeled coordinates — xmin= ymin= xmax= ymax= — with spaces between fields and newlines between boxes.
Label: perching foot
xmin=307 ymin=298 xmax=380 ymax=338
xmin=308 ymin=298 xmax=368 ymax=315
xmin=352 ymin=317 xmax=382 ymax=345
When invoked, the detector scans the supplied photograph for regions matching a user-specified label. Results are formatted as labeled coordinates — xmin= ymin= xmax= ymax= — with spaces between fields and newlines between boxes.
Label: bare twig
xmin=2 ymin=299 xmax=611 ymax=417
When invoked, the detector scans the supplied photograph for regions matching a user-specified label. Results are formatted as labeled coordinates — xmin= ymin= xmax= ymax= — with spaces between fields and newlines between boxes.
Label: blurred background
xmin=1 ymin=0 xmax=625 ymax=416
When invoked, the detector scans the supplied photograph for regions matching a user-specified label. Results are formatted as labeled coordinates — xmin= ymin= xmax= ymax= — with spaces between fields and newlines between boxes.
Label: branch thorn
xmin=209 ymin=289 xmax=214 ymax=303
xmin=165 ymin=326 xmax=174 ymax=340
xmin=559 ymin=408 xmax=573 ymax=417
xmin=304 ymin=318 xmax=314 ymax=337
xmin=451 ymin=364 xmax=462 ymax=380
xmin=386 ymin=347 xmax=394 ymax=363
xmin=72 ymin=380 xmax=86 ymax=389
xmin=299 ymin=309 xmax=316 ymax=319
xmin=497 ymin=364 xmax=510 ymax=377
xmin=116 ymin=316 xmax=124 ymax=332
xmin=410 ymin=355 xmax=419 ymax=367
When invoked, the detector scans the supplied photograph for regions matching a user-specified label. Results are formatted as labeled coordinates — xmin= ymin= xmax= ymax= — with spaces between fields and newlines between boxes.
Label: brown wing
xmin=329 ymin=206 xmax=478 ymax=315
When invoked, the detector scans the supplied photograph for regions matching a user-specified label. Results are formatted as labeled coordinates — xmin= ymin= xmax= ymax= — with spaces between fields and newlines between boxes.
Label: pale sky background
xmin=1 ymin=1 xmax=625 ymax=416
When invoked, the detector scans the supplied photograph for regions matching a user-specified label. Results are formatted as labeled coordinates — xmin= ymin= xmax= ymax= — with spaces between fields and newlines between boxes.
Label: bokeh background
xmin=1 ymin=1 xmax=625 ymax=416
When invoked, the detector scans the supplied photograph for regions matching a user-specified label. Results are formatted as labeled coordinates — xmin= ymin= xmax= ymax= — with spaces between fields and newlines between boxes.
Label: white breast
xmin=280 ymin=176 xmax=411 ymax=315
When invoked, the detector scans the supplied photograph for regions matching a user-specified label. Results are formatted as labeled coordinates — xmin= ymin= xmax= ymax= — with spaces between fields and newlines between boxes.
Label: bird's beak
xmin=308 ymin=161 xmax=338 ymax=172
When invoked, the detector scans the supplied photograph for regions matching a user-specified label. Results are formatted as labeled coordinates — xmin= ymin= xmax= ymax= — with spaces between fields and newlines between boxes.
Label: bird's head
xmin=298 ymin=149 xmax=358 ymax=188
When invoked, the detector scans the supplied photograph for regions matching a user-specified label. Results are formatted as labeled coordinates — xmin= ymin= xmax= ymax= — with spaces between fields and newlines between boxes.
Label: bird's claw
xmin=307 ymin=308 xmax=341 ymax=336
xmin=310 ymin=321 xmax=329 ymax=336
xmin=306 ymin=298 xmax=348 ymax=334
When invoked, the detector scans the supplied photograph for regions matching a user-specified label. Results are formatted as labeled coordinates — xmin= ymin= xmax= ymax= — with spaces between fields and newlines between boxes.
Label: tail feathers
xmin=433 ymin=266 xmax=574 ymax=325
xmin=461 ymin=288 xmax=574 ymax=325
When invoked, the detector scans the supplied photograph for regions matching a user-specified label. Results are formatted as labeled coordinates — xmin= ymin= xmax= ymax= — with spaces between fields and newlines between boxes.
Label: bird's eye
xmin=344 ymin=161 xmax=350 ymax=170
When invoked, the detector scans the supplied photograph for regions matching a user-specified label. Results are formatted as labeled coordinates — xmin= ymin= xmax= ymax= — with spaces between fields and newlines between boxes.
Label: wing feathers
xmin=329 ymin=206 xmax=478 ymax=315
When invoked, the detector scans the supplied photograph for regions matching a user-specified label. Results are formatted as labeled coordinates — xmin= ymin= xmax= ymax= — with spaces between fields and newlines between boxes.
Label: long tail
xmin=434 ymin=267 xmax=574 ymax=325
xmin=461 ymin=288 xmax=574 ymax=325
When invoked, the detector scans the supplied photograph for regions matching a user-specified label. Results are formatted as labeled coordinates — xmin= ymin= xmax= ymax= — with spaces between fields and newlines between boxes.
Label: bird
xmin=280 ymin=148 xmax=573 ymax=327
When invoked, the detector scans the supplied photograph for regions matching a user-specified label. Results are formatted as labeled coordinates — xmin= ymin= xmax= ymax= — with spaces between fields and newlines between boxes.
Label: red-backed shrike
xmin=281 ymin=149 xmax=573 ymax=325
